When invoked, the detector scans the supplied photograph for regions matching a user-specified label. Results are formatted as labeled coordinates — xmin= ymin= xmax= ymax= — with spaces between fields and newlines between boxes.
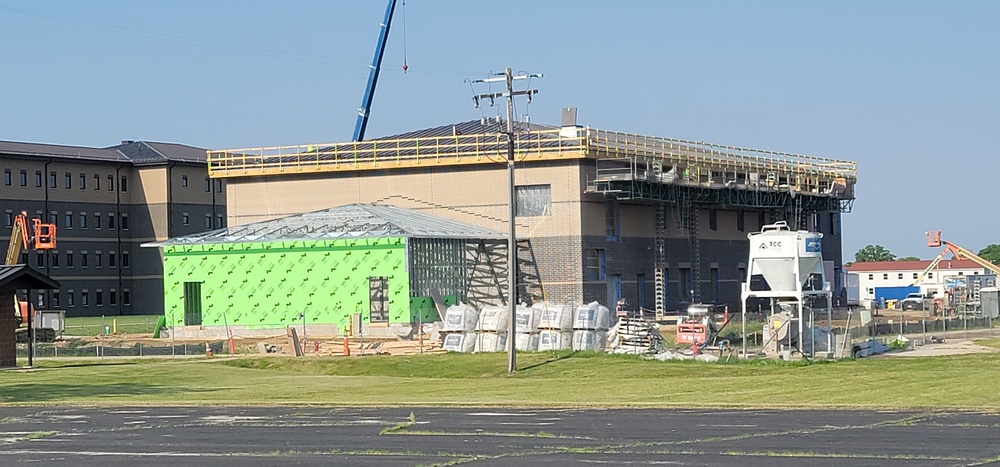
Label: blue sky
xmin=1 ymin=1 xmax=998 ymax=260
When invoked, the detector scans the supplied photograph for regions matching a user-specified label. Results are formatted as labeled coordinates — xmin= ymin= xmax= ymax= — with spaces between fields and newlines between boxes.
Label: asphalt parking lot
xmin=1 ymin=406 xmax=997 ymax=466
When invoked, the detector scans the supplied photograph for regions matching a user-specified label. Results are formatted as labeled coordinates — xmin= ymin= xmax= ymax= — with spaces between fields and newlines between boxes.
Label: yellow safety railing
xmin=208 ymin=126 xmax=857 ymax=184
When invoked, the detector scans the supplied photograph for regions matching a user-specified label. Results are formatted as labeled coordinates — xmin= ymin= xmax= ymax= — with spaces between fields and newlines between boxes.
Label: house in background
xmin=847 ymin=259 xmax=989 ymax=306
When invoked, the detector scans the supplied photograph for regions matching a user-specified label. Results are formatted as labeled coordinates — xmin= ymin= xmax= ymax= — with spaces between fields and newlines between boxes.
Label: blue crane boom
xmin=352 ymin=0 xmax=398 ymax=142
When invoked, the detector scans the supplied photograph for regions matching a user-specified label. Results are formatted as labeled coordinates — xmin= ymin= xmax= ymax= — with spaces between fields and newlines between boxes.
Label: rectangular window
xmin=4 ymin=211 xmax=11 ymax=228
xmin=49 ymin=171 xmax=57 ymax=188
xmin=121 ymin=213 xmax=129 ymax=231
xmin=913 ymin=272 xmax=919 ymax=279
xmin=81 ymin=290 xmax=89 ymax=307
xmin=94 ymin=174 xmax=100 ymax=190
xmin=738 ymin=267 xmax=747 ymax=283
xmin=758 ymin=211 xmax=766 ymax=230
xmin=79 ymin=213 xmax=87 ymax=229
xmin=737 ymin=209 xmax=745 ymax=232
xmin=120 ymin=175 xmax=128 ymax=192
xmin=514 ymin=184 xmax=551 ymax=217
xmin=205 ymin=177 xmax=211 ymax=192
xmin=109 ymin=251 xmax=116 ymax=267
xmin=216 ymin=215 xmax=224 ymax=229
xmin=95 ymin=251 xmax=102 ymax=268
xmin=96 ymin=289 xmax=103 ymax=306
xmin=67 ymin=290 xmax=75 ymax=307
xmin=52 ymin=291 xmax=60 ymax=308
xmin=182 ymin=213 xmax=189 ymax=225
xmin=711 ymin=267 xmax=720 ymax=303
xmin=215 ymin=179 xmax=223 ymax=193
xmin=604 ymin=200 xmax=620 ymax=241
xmin=369 ymin=277 xmax=389 ymax=323
xmin=868 ymin=274 xmax=873 ymax=280
xmin=637 ymin=273 xmax=646 ymax=309
xmin=181 ymin=175 xmax=189 ymax=187
xmin=709 ymin=208 xmax=718 ymax=231
xmin=94 ymin=213 xmax=101 ymax=230
xmin=64 ymin=212 xmax=72 ymax=228
xmin=123 ymin=288 xmax=131 ymax=306
xmin=883 ymin=273 xmax=888 ymax=280
xmin=108 ymin=213 xmax=115 ymax=229
xmin=66 ymin=251 xmax=74 ymax=267
xmin=19 ymin=169 xmax=27 ymax=187
xmin=65 ymin=172 xmax=71 ymax=189
xmin=79 ymin=173 xmax=86 ymax=190
xmin=50 ymin=251 xmax=59 ymax=267
xmin=183 ymin=282 xmax=201 ymax=325
xmin=928 ymin=272 xmax=934 ymax=279
xmin=205 ymin=214 xmax=212 ymax=229
xmin=109 ymin=289 xmax=117 ymax=306
xmin=35 ymin=251 xmax=43 ymax=267
xmin=108 ymin=174 xmax=114 ymax=191
xmin=585 ymin=249 xmax=606 ymax=281
xmin=898 ymin=273 xmax=903 ymax=280
xmin=122 ymin=251 xmax=130 ymax=268
xmin=34 ymin=170 xmax=42 ymax=187
xmin=80 ymin=251 xmax=88 ymax=268
xmin=4 ymin=169 xmax=11 ymax=186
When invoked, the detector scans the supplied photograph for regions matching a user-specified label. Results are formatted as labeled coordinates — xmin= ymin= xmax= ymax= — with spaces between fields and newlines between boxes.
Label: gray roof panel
xmin=147 ymin=204 xmax=507 ymax=246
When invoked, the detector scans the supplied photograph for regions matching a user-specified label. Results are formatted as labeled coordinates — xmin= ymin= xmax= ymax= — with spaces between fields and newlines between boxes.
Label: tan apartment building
xmin=210 ymin=114 xmax=857 ymax=312
xmin=0 ymin=140 xmax=224 ymax=316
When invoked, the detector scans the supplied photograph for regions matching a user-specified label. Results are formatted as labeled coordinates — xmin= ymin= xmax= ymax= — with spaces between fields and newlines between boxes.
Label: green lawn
xmin=63 ymin=315 xmax=160 ymax=336
xmin=3 ymin=341 xmax=1000 ymax=408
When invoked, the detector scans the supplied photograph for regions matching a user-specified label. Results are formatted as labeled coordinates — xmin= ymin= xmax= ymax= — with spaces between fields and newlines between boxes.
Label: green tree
xmin=978 ymin=244 xmax=1000 ymax=265
xmin=897 ymin=256 xmax=920 ymax=261
xmin=854 ymin=244 xmax=895 ymax=262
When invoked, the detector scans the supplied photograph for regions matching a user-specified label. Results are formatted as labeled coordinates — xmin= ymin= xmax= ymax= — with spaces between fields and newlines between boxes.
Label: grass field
xmin=3 ymin=340 xmax=1000 ymax=408
xmin=63 ymin=315 xmax=160 ymax=336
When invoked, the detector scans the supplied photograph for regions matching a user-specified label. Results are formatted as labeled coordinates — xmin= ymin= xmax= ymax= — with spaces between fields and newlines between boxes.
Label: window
xmin=36 ymin=292 xmax=43 ymax=308
xmin=96 ymin=290 xmax=103 ymax=306
xmin=122 ymin=251 xmax=130 ymax=268
xmin=4 ymin=211 xmax=11 ymax=227
xmin=205 ymin=177 xmax=211 ymax=192
xmin=52 ymin=292 xmax=60 ymax=308
xmin=49 ymin=171 xmax=57 ymax=188
xmin=79 ymin=213 xmax=87 ymax=229
xmin=181 ymin=175 xmax=189 ymax=187
xmin=182 ymin=213 xmax=189 ymax=225
xmin=738 ymin=267 xmax=747 ymax=283
xmin=51 ymin=251 xmax=59 ymax=267
xmin=121 ymin=213 xmax=129 ymax=231
xmin=868 ymin=274 xmax=873 ymax=280
xmin=19 ymin=169 xmax=27 ymax=187
xmin=80 ymin=251 xmax=88 ymax=267
xmin=216 ymin=215 xmax=224 ymax=229
xmin=81 ymin=290 xmax=89 ymax=307
xmin=585 ymin=249 xmax=606 ymax=281
xmin=108 ymin=251 xmax=116 ymax=267
xmin=737 ymin=209 xmax=745 ymax=232
xmin=928 ymin=272 xmax=934 ymax=279
xmin=204 ymin=214 xmax=211 ymax=229
xmin=79 ymin=173 xmax=86 ymax=189
xmin=369 ymin=277 xmax=389 ymax=323
xmin=4 ymin=169 xmax=10 ymax=186
xmin=94 ymin=213 xmax=101 ymax=230
xmin=637 ymin=273 xmax=646 ymax=309
xmin=123 ymin=288 xmax=131 ymax=306
xmin=93 ymin=174 xmax=100 ymax=190
xmin=898 ymin=273 xmax=903 ymax=280
xmin=109 ymin=289 xmax=117 ymax=306
xmin=108 ymin=174 xmax=114 ymax=191
xmin=605 ymin=200 xmax=620 ymax=241
xmin=215 ymin=179 xmax=223 ymax=193
xmin=709 ymin=208 xmax=718 ymax=231
xmin=34 ymin=170 xmax=42 ymax=187
xmin=108 ymin=213 xmax=115 ymax=229
xmin=66 ymin=251 xmax=74 ymax=267
xmin=120 ymin=175 xmax=128 ymax=192
xmin=514 ymin=184 xmax=551 ymax=217
xmin=958 ymin=272 xmax=964 ymax=276
xmin=913 ymin=273 xmax=919 ymax=279
xmin=95 ymin=251 xmax=102 ymax=267
xmin=67 ymin=290 xmax=75 ymax=307
xmin=883 ymin=273 xmax=888 ymax=280
xmin=36 ymin=252 xmax=44 ymax=267
xmin=64 ymin=212 xmax=73 ymax=228
xmin=65 ymin=172 xmax=71 ymax=189
xmin=867 ymin=287 xmax=875 ymax=294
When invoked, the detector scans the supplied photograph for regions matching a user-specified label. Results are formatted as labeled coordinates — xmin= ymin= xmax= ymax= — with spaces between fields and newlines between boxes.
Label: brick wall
xmin=0 ymin=291 xmax=16 ymax=367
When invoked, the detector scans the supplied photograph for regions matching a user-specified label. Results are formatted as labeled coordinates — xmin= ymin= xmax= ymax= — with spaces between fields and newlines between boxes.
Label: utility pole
xmin=471 ymin=68 xmax=541 ymax=374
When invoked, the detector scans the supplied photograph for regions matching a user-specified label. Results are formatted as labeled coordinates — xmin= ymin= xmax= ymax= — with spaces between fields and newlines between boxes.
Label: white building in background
xmin=847 ymin=259 xmax=988 ymax=305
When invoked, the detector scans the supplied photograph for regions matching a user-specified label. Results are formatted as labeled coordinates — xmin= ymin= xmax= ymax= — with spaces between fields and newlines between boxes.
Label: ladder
xmin=654 ymin=202 xmax=667 ymax=315
xmin=516 ymin=239 xmax=544 ymax=305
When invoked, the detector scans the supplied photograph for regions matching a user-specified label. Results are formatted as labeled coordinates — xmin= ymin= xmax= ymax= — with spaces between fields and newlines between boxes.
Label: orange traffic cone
xmin=342 ymin=336 xmax=351 ymax=356
xmin=205 ymin=341 xmax=213 ymax=357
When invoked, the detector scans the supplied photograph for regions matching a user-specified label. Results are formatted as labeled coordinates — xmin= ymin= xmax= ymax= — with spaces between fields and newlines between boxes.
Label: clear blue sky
xmin=2 ymin=1 xmax=998 ymax=260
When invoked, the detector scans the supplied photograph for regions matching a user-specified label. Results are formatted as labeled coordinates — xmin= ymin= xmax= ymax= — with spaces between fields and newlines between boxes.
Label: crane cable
xmin=401 ymin=0 xmax=408 ymax=73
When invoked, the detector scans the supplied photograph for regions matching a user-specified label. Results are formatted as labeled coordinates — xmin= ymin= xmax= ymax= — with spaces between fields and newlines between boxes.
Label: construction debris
xmin=608 ymin=317 xmax=665 ymax=355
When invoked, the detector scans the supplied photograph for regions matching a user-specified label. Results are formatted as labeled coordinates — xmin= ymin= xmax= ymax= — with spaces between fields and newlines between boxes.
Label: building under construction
xmin=206 ymin=111 xmax=857 ymax=315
